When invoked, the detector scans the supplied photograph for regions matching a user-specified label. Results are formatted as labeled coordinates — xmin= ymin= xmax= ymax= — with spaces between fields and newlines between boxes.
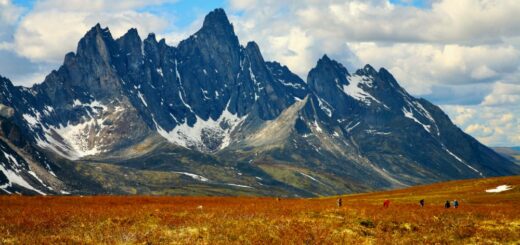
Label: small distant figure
xmin=276 ymin=197 xmax=281 ymax=202
xmin=419 ymin=199 xmax=425 ymax=208
xmin=383 ymin=199 xmax=390 ymax=208
xmin=337 ymin=198 xmax=343 ymax=207
xmin=444 ymin=200 xmax=451 ymax=209
xmin=453 ymin=200 xmax=459 ymax=209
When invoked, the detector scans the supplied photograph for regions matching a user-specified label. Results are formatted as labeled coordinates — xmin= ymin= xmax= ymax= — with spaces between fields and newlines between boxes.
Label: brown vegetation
xmin=1 ymin=176 xmax=519 ymax=244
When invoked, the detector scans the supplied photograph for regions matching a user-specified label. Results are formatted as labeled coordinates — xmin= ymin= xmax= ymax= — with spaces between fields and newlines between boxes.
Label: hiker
xmin=337 ymin=198 xmax=342 ymax=207
xmin=383 ymin=199 xmax=390 ymax=208
xmin=419 ymin=199 xmax=425 ymax=208
xmin=444 ymin=200 xmax=451 ymax=209
xmin=453 ymin=200 xmax=459 ymax=209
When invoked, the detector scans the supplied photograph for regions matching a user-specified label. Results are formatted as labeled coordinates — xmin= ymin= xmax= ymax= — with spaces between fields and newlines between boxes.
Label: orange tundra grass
xmin=0 ymin=176 xmax=519 ymax=244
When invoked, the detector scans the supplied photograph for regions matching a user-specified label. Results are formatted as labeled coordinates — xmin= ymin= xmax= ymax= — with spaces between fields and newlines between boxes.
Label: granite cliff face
xmin=0 ymin=9 xmax=518 ymax=196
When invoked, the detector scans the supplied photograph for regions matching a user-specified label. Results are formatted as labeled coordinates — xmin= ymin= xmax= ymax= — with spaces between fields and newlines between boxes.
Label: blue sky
xmin=136 ymin=0 xmax=226 ymax=30
xmin=11 ymin=0 xmax=227 ymax=29
xmin=1 ymin=0 xmax=519 ymax=146
xmin=11 ymin=0 xmax=432 ymax=31
xmin=389 ymin=0 xmax=430 ymax=8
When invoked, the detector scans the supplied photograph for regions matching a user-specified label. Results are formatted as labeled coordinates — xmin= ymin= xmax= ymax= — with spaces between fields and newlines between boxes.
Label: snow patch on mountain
xmin=0 ymin=162 xmax=46 ymax=195
xmin=343 ymin=75 xmax=382 ymax=106
xmin=403 ymin=99 xmax=440 ymax=136
xmin=72 ymin=100 xmax=108 ymax=113
xmin=22 ymin=113 xmax=40 ymax=128
xmin=73 ymin=99 xmax=82 ymax=107
xmin=365 ymin=129 xmax=391 ymax=135
xmin=317 ymin=96 xmax=333 ymax=117
xmin=3 ymin=152 xmax=21 ymax=168
xmin=37 ymin=118 xmax=106 ymax=160
xmin=444 ymin=147 xmax=484 ymax=177
xmin=175 ymin=59 xmax=194 ymax=112
xmin=277 ymin=79 xmax=305 ymax=89
xmin=299 ymin=172 xmax=325 ymax=185
xmin=226 ymin=183 xmax=253 ymax=188
xmin=402 ymin=107 xmax=432 ymax=133
xmin=248 ymin=62 xmax=260 ymax=101
xmin=137 ymin=91 xmax=148 ymax=107
xmin=35 ymin=101 xmax=112 ymax=160
xmin=154 ymin=100 xmax=246 ymax=152
xmin=43 ymin=106 xmax=54 ymax=116
xmin=345 ymin=121 xmax=361 ymax=133
xmin=174 ymin=172 xmax=209 ymax=182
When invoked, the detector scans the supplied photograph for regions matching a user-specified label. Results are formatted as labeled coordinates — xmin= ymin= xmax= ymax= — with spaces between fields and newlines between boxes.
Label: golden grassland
xmin=1 ymin=176 xmax=519 ymax=244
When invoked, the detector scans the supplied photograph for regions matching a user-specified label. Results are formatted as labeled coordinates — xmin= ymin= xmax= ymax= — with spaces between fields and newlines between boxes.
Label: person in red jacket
xmin=383 ymin=199 xmax=390 ymax=208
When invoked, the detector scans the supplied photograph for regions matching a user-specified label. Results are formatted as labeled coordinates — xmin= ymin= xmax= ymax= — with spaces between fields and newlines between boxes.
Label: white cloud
xmin=481 ymin=82 xmax=520 ymax=107
xmin=443 ymin=83 xmax=520 ymax=146
xmin=12 ymin=0 xmax=173 ymax=63
xmin=159 ymin=13 xmax=205 ymax=47
xmin=465 ymin=124 xmax=494 ymax=138
xmin=0 ymin=0 xmax=23 ymax=41
xmin=298 ymin=0 xmax=520 ymax=44
xmin=264 ymin=27 xmax=315 ymax=76
xmin=0 ymin=42 xmax=14 ymax=50
xmin=349 ymin=43 xmax=520 ymax=94
xmin=33 ymin=0 xmax=177 ymax=11
xmin=228 ymin=0 xmax=257 ymax=11
xmin=0 ymin=0 xmax=22 ymax=24
xmin=450 ymin=107 xmax=476 ymax=125
xmin=444 ymin=105 xmax=520 ymax=146
xmin=471 ymin=65 xmax=497 ymax=80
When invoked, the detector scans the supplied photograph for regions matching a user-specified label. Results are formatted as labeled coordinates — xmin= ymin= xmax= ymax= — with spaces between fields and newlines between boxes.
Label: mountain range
xmin=1 ymin=9 xmax=518 ymax=196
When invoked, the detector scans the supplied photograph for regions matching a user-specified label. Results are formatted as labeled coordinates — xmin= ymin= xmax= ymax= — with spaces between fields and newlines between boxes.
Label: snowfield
xmin=485 ymin=185 xmax=513 ymax=193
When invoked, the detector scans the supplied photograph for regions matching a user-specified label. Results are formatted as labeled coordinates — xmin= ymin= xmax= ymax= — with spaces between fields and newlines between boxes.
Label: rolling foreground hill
xmin=1 ymin=176 xmax=518 ymax=244
xmin=0 ymin=8 xmax=518 ymax=196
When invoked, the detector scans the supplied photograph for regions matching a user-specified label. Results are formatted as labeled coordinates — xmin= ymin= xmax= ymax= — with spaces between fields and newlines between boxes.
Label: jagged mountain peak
xmin=119 ymin=28 xmax=141 ymax=43
xmin=145 ymin=33 xmax=157 ymax=43
xmin=316 ymin=54 xmax=334 ymax=65
xmin=318 ymin=54 xmax=331 ymax=62
xmin=90 ymin=23 xmax=103 ymax=32
xmin=195 ymin=8 xmax=238 ymax=45
xmin=202 ymin=8 xmax=233 ymax=30
xmin=307 ymin=55 xmax=350 ymax=102
xmin=357 ymin=64 xmax=378 ymax=76
xmin=244 ymin=41 xmax=265 ymax=63
xmin=75 ymin=23 xmax=117 ymax=64
xmin=0 ymin=75 xmax=12 ymax=87
xmin=313 ymin=55 xmax=350 ymax=76
xmin=80 ymin=23 xmax=113 ymax=44
xmin=377 ymin=67 xmax=404 ymax=90
xmin=245 ymin=41 xmax=260 ymax=51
